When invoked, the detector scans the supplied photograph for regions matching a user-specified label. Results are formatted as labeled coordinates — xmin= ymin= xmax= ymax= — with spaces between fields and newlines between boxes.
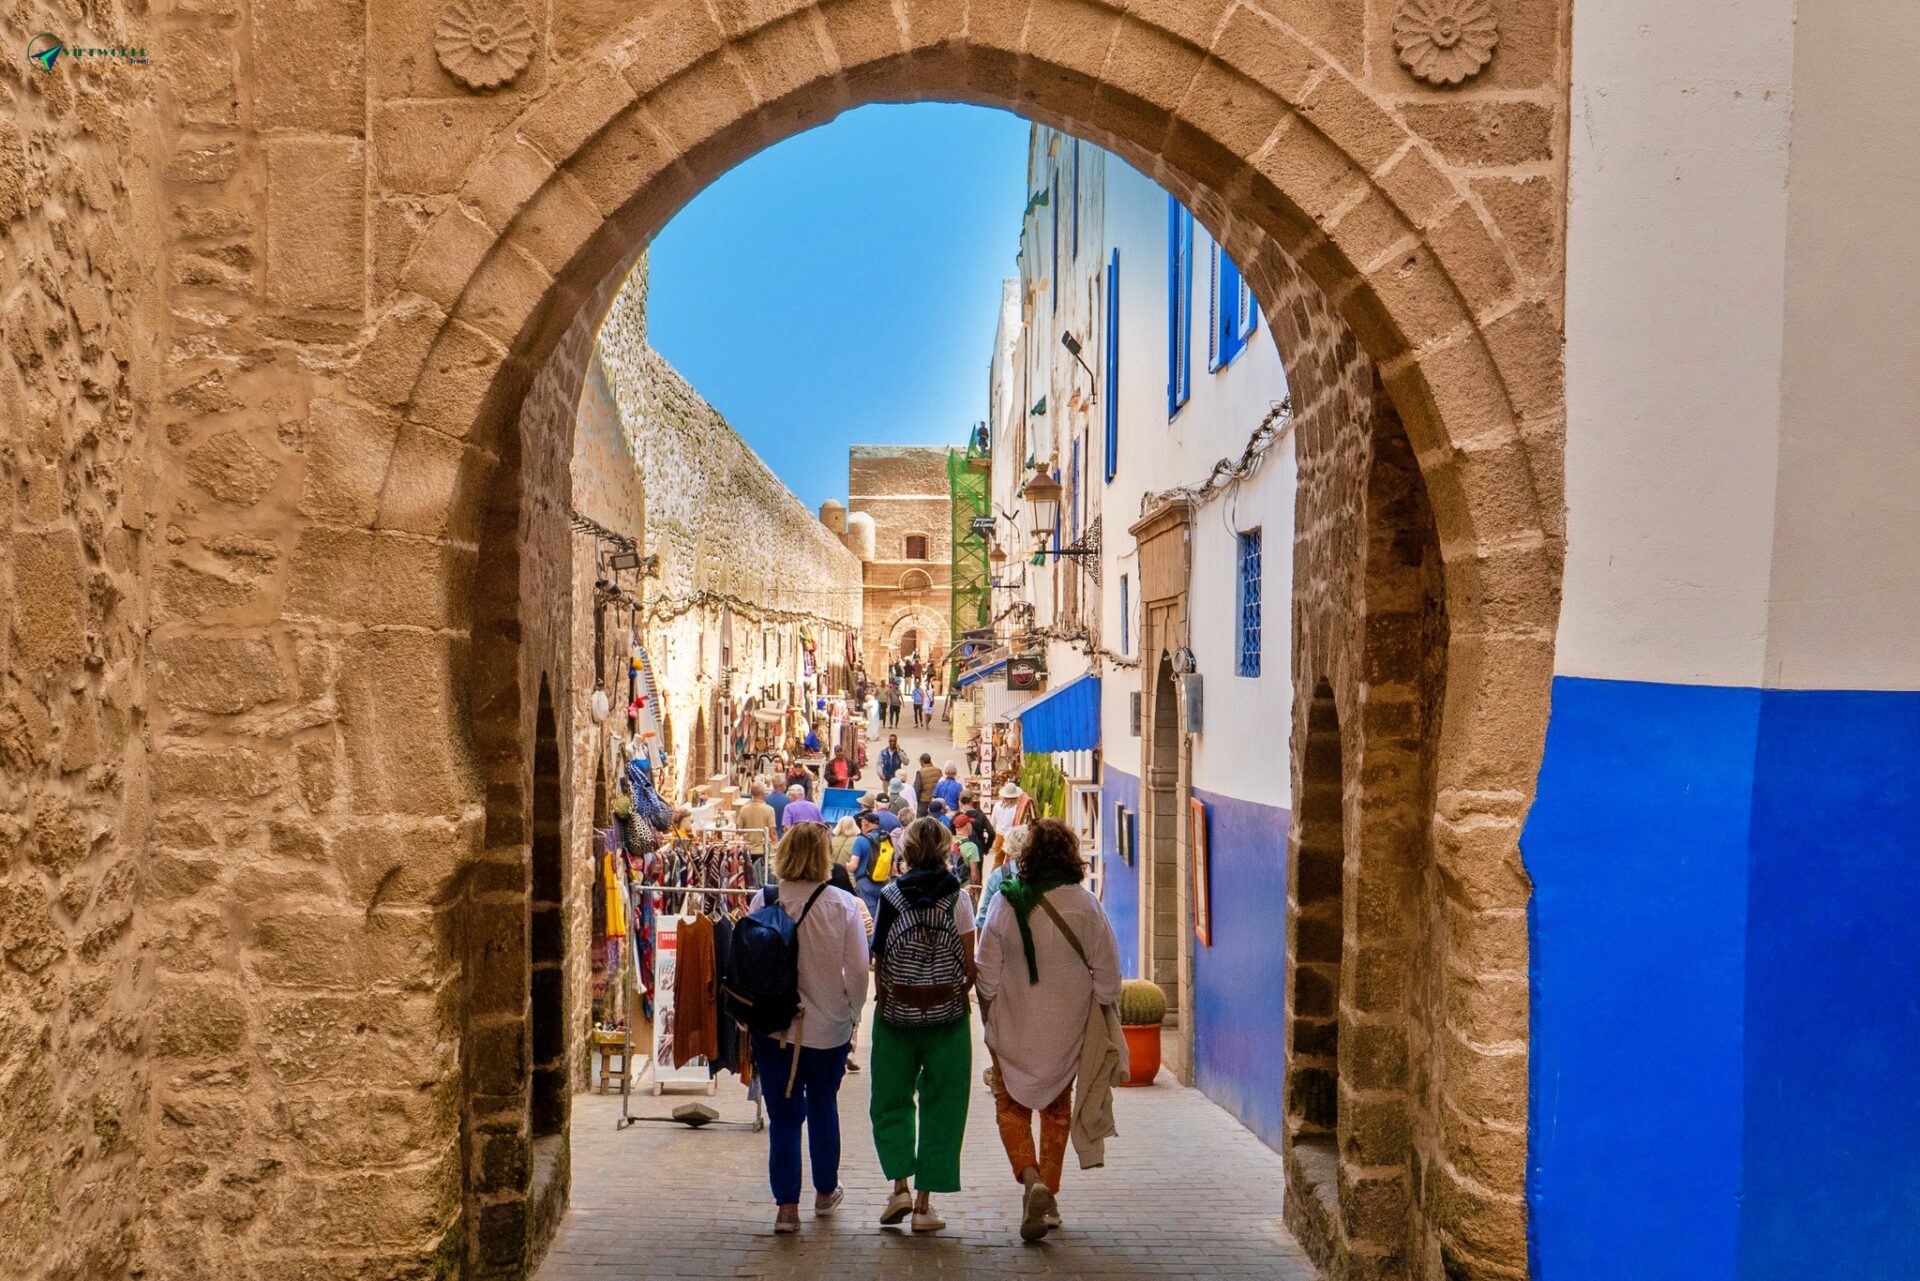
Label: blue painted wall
xmin=1523 ymin=675 xmax=1920 ymax=1281
xmin=1100 ymin=766 xmax=1140 ymax=976
xmin=1190 ymin=787 xmax=1292 ymax=1153
xmin=1740 ymin=689 xmax=1920 ymax=1281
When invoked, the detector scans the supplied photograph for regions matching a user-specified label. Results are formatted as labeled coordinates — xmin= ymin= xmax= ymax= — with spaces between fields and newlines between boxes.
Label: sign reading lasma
xmin=27 ymin=34 xmax=150 ymax=70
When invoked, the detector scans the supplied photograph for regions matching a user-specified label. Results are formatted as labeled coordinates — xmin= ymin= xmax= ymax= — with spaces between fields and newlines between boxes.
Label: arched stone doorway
xmin=142 ymin=3 xmax=1565 ymax=1277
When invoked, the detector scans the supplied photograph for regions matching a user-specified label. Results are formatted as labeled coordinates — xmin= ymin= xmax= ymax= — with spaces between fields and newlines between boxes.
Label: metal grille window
xmin=905 ymin=534 xmax=928 ymax=560
xmin=1237 ymin=529 xmax=1262 ymax=677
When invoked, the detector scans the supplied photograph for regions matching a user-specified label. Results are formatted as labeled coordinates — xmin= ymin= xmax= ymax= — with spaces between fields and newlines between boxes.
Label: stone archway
xmin=882 ymin=604 xmax=949 ymax=670
xmin=139 ymin=2 xmax=1566 ymax=1277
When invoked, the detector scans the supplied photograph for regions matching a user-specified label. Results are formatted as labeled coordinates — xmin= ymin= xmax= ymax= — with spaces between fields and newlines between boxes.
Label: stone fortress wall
xmin=595 ymin=263 xmax=865 ymax=792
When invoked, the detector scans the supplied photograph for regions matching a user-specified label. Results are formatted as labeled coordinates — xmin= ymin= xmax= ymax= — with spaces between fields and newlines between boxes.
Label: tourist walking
xmin=887 ymin=775 xmax=917 ymax=823
xmin=974 ymin=823 xmax=1026 ymax=929
xmin=920 ymin=682 xmax=937 ymax=727
xmin=933 ymin=761 xmax=963 ymax=812
xmin=747 ymin=824 xmax=870 ymax=1234
xmin=869 ymin=818 xmax=976 ymax=1232
xmin=783 ymin=783 xmax=824 ymax=827
xmin=877 ymin=734 xmax=904 ymax=787
xmin=848 ymin=809 xmax=889 ymax=917
xmin=914 ymin=753 xmax=942 ymax=808
xmin=737 ymin=779 xmax=777 ymax=837
xmin=975 ymin=819 xmax=1122 ymax=1241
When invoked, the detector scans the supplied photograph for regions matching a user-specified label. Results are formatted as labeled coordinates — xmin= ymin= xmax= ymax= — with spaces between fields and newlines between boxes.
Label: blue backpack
xmin=722 ymin=884 xmax=828 ymax=1038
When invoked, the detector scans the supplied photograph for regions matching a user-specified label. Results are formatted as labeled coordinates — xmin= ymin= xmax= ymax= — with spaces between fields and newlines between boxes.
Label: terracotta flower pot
xmin=1120 ymin=1022 xmax=1161 ymax=1086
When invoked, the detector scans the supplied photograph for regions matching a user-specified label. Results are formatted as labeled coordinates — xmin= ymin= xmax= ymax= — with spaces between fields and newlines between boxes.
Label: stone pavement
xmin=540 ymin=1011 xmax=1318 ymax=1280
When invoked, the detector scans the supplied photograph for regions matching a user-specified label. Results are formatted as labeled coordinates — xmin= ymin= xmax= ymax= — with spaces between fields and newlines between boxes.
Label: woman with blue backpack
xmin=729 ymin=822 xmax=869 ymax=1234
xmin=867 ymin=817 xmax=978 ymax=1232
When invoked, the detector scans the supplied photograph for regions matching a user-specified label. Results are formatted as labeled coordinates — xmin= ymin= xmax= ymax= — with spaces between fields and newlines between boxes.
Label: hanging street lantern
xmin=1019 ymin=461 xmax=1062 ymax=545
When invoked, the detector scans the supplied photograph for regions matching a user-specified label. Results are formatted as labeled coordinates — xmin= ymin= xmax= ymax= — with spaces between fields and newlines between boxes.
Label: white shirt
xmin=771 ymin=880 xmax=870 ymax=1049
xmin=975 ymin=883 xmax=1123 ymax=1109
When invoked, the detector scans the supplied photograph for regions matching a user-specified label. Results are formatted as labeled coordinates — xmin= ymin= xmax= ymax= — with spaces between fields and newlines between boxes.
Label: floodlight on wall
xmin=609 ymin=550 xmax=643 ymax=572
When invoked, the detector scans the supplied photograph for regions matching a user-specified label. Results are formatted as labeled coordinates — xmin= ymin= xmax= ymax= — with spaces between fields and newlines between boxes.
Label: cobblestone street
xmin=538 ymin=1011 xmax=1318 ymax=1281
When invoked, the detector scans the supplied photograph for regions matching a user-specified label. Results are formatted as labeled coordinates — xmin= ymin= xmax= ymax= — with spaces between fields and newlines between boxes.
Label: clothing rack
xmin=615 ymin=853 xmax=768 ymax=1133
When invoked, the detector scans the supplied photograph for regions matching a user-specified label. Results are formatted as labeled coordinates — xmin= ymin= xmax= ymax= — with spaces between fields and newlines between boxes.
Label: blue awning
xmin=1012 ymin=674 xmax=1101 ymax=753
xmin=955 ymin=657 xmax=1007 ymax=689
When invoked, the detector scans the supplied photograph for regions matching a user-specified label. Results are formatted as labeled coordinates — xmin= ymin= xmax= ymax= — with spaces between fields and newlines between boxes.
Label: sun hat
xmin=998 ymin=782 xmax=1023 ymax=800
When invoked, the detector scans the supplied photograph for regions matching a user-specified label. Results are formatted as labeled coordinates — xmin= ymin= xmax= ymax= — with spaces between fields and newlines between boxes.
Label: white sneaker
xmin=774 ymin=1206 xmax=801 ymax=1235
xmin=912 ymin=1205 xmax=946 ymax=1233
xmin=879 ymin=1189 xmax=913 ymax=1226
xmin=814 ymin=1187 xmax=844 ymax=1216
xmin=1020 ymin=1179 xmax=1057 ymax=1242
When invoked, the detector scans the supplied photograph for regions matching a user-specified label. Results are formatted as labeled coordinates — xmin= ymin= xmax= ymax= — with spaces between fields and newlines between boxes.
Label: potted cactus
xmin=1117 ymin=978 xmax=1166 ymax=1086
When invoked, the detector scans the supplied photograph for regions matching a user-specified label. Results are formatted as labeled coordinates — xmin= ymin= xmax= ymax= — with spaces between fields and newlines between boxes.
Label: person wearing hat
xmin=990 ymin=781 xmax=1032 ymax=842
xmin=887 ymin=776 xmax=916 ymax=824
xmin=951 ymin=811 xmax=983 ymax=881
xmin=850 ymin=809 xmax=890 ymax=916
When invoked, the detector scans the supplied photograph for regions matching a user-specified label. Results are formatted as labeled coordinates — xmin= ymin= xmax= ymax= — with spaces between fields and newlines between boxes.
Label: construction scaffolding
xmin=948 ymin=432 xmax=992 ymax=677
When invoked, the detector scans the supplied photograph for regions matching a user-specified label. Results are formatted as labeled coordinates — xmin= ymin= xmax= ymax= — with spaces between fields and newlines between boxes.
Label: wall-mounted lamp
xmin=1061 ymin=330 xmax=1095 ymax=385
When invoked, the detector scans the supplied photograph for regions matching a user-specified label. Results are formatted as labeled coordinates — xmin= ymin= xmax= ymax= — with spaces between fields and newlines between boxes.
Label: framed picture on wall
xmin=1115 ymin=804 xmax=1134 ymax=866
xmin=1190 ymin=797 xmax=1212 ymax=947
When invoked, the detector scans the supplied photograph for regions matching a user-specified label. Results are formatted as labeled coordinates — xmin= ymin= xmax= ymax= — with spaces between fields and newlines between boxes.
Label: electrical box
xmin=1129 ymin=691 xmax=1141 ymax=737
xmin=1180 ymin=674 xmax=1203 ymax=734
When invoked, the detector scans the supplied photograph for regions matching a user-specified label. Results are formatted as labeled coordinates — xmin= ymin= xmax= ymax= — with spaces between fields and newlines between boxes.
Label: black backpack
xmin=722 ymin=884 xmax=828 ymax=1036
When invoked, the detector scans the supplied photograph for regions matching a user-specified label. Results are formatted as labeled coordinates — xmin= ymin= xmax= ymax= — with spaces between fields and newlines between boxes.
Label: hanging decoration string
xmin=644 ymin=587 xmax=856 ymax=633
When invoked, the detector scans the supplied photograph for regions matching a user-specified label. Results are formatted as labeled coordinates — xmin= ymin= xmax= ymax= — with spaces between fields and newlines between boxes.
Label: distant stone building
xmin=845 ymin=446 xmax=955 ymax=676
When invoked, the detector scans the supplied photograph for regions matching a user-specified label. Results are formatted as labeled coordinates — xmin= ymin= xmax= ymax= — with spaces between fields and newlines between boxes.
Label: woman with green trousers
xmin=868 ymin=817 xmax=977 ymax=1231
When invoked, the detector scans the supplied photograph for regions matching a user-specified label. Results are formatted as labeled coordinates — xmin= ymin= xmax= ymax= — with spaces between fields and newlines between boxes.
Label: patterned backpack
xmin=875 ymin=885 xmax=969 ymax=1027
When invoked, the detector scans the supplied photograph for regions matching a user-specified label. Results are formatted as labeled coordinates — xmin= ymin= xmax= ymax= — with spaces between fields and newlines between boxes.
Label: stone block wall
xmin=597 ymin=271 xmax=863 ymax=795
xmin=0 ymin=8 xmax=158 ymax=1278
xmin=849 ymin=446 xmax=953 ymax=674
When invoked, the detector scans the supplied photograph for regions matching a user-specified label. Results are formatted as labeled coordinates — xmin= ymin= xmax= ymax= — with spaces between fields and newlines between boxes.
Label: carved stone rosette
xmin=1393 ymin=0 xmax=1499 ymax=87
xmin=435 ymin=0 xmax=536 ymax=91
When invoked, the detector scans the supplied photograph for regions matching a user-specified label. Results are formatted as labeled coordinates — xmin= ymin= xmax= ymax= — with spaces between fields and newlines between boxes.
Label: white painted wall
xmin=1561 ymin=0 xmax=1798 ymax=689
xmin=1765 ymin=0 xmax=1920 ymax=691
xmin=1564 ymin=0 xmax=1920 ymax=693
xmin=1096 ymin=156 xmax=1295 ymax=809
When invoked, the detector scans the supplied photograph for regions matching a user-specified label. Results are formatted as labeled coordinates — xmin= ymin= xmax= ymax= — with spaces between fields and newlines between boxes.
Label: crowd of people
xmin=736 ymin=789 xmax=1124 ymax=1243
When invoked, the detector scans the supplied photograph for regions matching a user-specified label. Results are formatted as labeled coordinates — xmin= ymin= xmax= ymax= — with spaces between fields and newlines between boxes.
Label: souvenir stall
xmin=601 ymin=715 xmax=776 ymax=1132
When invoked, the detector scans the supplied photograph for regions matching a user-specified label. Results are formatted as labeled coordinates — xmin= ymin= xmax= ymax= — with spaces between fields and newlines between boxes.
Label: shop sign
xmin=1007 ymin=652 xmax=1046 ymax=691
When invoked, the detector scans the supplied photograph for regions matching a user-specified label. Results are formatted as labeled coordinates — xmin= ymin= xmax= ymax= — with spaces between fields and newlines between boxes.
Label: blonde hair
xmin=900 ymin=816 xmax=952 ymax=873
xmin=773 ymin=821 xmax=831 ymax=883
xmin=832 ymin=815 xmax=859 ymax=837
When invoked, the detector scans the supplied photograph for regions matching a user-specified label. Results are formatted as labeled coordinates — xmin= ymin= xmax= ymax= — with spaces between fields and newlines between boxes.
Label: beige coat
xmin=1070 ymin=999 xmax=1129 ymax=1169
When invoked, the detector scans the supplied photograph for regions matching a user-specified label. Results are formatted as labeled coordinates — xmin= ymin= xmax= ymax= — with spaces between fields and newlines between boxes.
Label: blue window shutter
xmin=1071 ymin=140 xmax=1080 ymax=261
xmin=1208 ymin=243 xmax=1221 ymax=371
xmin=1167 ymin=197 xmax=1192 ymax=417
xmin=1105 ymin=248 xmax=1120 ymax=484
xmin=1052 ymin=173 xmax=1060 ymax=316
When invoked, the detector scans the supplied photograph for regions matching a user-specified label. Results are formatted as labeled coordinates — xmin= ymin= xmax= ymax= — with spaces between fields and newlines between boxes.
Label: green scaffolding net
xmin=948 ymin=435 xmax=992 ymax=677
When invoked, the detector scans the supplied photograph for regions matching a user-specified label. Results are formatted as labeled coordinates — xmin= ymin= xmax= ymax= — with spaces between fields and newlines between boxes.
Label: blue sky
xmin=647 ymin=103 xmax=1032 ymax=511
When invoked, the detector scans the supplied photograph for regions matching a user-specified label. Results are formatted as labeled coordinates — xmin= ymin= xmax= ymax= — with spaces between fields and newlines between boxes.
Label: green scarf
xmin=997 ymin=871 xmax=1077 ymax=984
